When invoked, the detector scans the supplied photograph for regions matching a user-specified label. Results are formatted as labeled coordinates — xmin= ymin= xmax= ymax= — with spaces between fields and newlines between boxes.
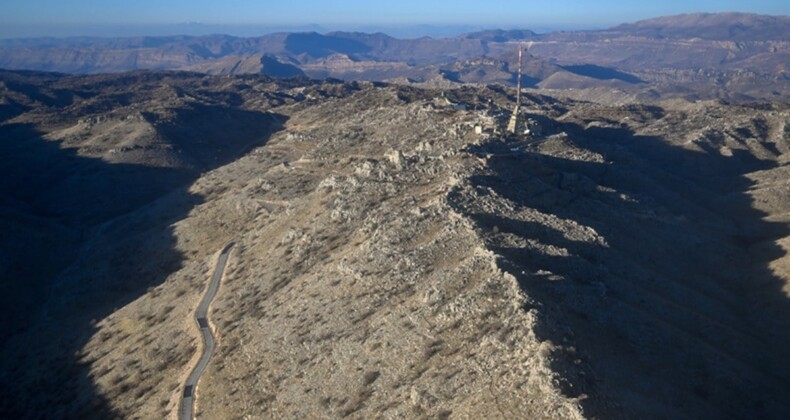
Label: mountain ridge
xmin=612 ymin=12 xmax=790 ymax=41
xmin=0 ymin=13 xmax=787 ymax=99
xmin=2 ymin=69 xmax=789 ymax=418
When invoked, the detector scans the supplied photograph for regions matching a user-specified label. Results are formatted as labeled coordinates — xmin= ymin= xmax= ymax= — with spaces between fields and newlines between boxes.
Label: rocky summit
xmin=1 ymin=70 xmax=789 ymax=419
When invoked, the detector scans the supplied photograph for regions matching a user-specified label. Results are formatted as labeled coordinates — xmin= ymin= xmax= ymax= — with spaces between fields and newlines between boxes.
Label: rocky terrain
xmin=1 ymin=13 xmax=788 ymax=101
xmin=1 ymin=70 xmax=789 ymax=418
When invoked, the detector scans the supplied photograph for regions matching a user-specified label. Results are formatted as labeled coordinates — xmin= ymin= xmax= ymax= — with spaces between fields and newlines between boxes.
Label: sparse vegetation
xmin=1 ymin=67 xmax=788 ymax=419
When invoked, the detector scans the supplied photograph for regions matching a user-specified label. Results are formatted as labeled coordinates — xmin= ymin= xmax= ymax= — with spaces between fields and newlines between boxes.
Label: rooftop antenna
xmin=507 ymin=44 xmax=524 ymax=134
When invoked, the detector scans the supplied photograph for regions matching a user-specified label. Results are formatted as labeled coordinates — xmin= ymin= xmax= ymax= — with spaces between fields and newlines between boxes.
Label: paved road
xmin=180 ymin=243 xmax=234 ymax=420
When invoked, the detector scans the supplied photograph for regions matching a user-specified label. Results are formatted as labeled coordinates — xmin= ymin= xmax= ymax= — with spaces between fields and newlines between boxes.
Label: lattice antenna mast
xmin=507 ymin=44 xmax=524 ymax=134
xmin=516 ymin=44 xmax=523 ymax=110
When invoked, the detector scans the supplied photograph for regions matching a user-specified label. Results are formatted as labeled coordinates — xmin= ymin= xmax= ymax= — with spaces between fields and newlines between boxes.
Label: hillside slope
xmin=1 ymin=72 xmax=789 ymax=418
xmin=0 ymin=13 xmax=787 ymax=101
xmin=613 ymin=13 xmax=790 ymax=41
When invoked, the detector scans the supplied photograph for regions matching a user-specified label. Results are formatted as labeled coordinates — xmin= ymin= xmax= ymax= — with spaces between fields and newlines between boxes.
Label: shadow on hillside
xmin=562 ymin=64 xmax=645 ymax=84
xmin=0 ymin=107 xmax=285 ymax=418
xmin=457 ymin=118 xmax=790 ymax=418
xmin=438 ymin=68 xmax=540 ymax=88
xmin=0 ymin=100 xmax=31 ymax=123
xmin=284 ymin=32 xmax=372 ymax=58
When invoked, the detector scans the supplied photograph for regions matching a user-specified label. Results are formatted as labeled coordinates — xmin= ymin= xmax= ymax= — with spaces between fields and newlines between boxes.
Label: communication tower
xmin=507 ymin=44 xmax=524 ymax=134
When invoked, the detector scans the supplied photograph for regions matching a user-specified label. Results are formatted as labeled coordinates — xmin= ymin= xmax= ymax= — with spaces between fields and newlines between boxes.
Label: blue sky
xmin=1 ymin=0 xmax=788 ymax=38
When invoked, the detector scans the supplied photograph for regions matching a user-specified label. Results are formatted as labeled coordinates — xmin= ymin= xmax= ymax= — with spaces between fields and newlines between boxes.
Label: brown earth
xmin=1 ymin=71 xmax=789 ymax=418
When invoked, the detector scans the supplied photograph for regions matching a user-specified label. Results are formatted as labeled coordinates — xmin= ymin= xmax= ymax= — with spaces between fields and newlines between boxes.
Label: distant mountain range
xmin=0 ymin=13 xmax=787 ymax=101
xmin=612 ymin=13 xmax=790 ymax=41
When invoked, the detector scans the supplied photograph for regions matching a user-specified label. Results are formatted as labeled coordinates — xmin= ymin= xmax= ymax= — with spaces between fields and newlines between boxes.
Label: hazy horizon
xmin=1 ymin=0 xmax=788 ymax=40
xmin=0 ymin=22 xmax=611 ymax=40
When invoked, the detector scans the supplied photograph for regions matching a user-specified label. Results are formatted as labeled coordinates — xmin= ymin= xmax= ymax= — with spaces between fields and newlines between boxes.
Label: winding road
xmin=180 ymin=243 xmax=234 ymax=420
